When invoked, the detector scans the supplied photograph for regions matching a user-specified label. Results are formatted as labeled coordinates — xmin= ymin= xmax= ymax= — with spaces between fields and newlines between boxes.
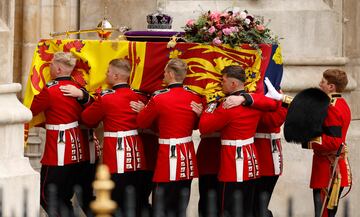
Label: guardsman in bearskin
xmin=135 ymin=58 xmax=202 ymax=217
xmin=265 ymin=69 xmax=351 ymax=217
xmin=80 ymin=59 xmax=147 ymax=217
xmin=199 ymin=66 xmax=279 ymax=217
xmin=29 ymin=52 xmax=92 ymax=216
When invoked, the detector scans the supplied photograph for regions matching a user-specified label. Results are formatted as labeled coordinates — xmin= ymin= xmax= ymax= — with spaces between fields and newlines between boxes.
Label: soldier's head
xmin=163 ymin=58 xmax=187 ymax=85
xmin=50 ymin=52 xmax=76 ymax=79
xmin=319 ymin=69 xmax=348 ymax=94
xmin=107 ymin=58 xmax=131 ymax=86
xmin=221 ymin=65 xmax=246 ymax=94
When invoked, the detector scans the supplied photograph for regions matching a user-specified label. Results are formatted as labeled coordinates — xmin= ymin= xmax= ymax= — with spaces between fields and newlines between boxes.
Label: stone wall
xmin=0 ymin=0 xmax=39 ymax=216
xmin=10 ymin=0 xmax=360 ymax=216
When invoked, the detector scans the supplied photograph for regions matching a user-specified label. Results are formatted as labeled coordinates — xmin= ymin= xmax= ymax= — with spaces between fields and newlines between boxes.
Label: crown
xmin=146 ymin=9 xmax=173 ymax=30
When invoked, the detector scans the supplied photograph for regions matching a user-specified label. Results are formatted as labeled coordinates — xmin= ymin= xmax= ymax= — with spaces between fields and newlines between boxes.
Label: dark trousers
xmin=111 ymin=171 xmax=147 ymax=217
xmin=198 ymin=174 xmax=219 ymax=217
xmin=313 ymin=188 xmax=344 ymax=217
xmin=219 ymin=180 xmax=256 ymax=217
xmin=40 ymin=164 xmax=82 ymax=217
xmin=141 ymin=170 xmax=154 ymax=216
xmin=253 ymin=176 xmax=279 ymax=217
xmin=74 ymin=161 xmax=97 ymax=217
xmin=152 ymin=180 xmax=192 ymax=217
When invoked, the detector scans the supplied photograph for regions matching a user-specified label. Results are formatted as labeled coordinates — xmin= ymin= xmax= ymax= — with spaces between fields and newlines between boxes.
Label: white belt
xmin=159 ymin=136 xmax=192 ymax=145
xmin=221 ymin=137 xmax=254 ymax=147
xmin=46 ymin=121 xmax=79 ymax=131
xmin=104 ymin=130 xmax=138 ymax=138
xmin=255 ymin=133 xmax=281 ymax=140
xmin=158 ymin=136 xmax=192 ymax=181
xmin=104 ymin=129 xmax=138 ymax=174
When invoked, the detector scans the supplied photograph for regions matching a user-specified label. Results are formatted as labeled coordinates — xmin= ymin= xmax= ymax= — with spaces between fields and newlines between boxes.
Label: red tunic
xmin=134 ymin=91 xmax=159 ymax=171
xmin=308 ymin=105 xmax=344 ymax=188
xmin=329 ymin=94 xmax=351 ymax=187
xmin=254 ymin=106 xmax=287 ymax=176
xmin=30 ymin=77 xmax=89 ymax=166
xmin=199 ymin=90 xmax=279 ymax=182
xmin=137 ymin=83 xmax=202 ymax=182
xmin=81 ymin=83 xmax=147 ymax=174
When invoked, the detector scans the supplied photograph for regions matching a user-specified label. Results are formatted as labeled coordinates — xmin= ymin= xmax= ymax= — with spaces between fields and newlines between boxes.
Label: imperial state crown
xmin=146 ymin=10 xmax=173 ymax=30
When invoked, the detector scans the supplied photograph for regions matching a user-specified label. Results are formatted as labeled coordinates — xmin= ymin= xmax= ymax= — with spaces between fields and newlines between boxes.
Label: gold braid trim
xmin=282 ymin=95 xmax=293 ymax=105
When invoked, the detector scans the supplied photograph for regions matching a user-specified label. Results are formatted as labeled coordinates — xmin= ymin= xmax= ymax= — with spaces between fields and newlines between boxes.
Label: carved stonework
xmin=0 ymin=1 xmax=40 ymax=216
xmin=323 ymin=0 xmax=334 ymax=8
xmin=0 ymin=0 xmax=10 ymax=26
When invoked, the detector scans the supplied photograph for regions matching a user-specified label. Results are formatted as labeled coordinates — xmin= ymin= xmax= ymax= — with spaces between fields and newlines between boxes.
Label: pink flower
xmin=208 ymin=26 xmax=216 ymax=34
xmin=221 ymin=12 xmax=229 ymax=18
xmin=222 ymin=28 xmax=232 ymax=36
xmin=186 ymin=19 xmax=195 ymax=26
xmin=212 ymin=37 xmax=222 ymax=45
xmin=210 ymin=11 xmax=221 ymax=21
xmin=256 ymin=25 xmax=265 ymax=32
xmin=229 ymin=26 xmax=239 ymax=33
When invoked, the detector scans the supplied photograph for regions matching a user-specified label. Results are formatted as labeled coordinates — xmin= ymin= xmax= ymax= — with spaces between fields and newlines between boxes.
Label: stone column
xmin=0 ymin=0 xmax=40 ymax=216
xmin=21 ymin=0 xmax=41 ymax=97
xmin=0 ymin=0 xmax=40 ymax=217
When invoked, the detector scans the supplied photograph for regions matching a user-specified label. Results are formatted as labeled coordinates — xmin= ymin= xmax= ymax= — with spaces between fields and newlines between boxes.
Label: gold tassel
xmin=167 ymin=36 xmax=177 ymax=48
xmin=327 ymin=174 xmax=341 ymax=209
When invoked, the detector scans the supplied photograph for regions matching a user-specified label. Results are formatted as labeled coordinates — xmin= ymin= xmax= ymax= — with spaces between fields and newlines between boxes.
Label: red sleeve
xmin=30 ymin=88 xmax=51 ymax=116
xmin=259 ymin=106 xmax=287 ymax=129
xmin=309 ymin=106 xmax=343 ymax=152
xmin=199 ymin=104 xmax=229 ymax=135
xmin=81 ymin=99 xmax=105 ymax=128
xmin=137 ymin=97 xmax=159 ymax=129
xmin=250 ymin=93 xmax=280 ymax=111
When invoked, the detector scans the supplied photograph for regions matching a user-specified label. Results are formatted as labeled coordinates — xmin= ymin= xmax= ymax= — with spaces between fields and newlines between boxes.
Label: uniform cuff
xmin=240 ymin=93 xmax=253 ymax=106
xmin=77 ymin=88 xmax=90 ymax=105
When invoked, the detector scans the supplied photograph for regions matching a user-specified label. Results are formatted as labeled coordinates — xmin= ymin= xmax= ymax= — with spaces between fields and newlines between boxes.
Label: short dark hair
xmin=323 ymin=69 xmax=348 ymax=92
xmin=221 ymin=65 xmax=246 ymax=82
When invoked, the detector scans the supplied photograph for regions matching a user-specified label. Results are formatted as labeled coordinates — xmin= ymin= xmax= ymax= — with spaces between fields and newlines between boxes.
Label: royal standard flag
xmin=23 ymin=39 xmax=283 ymax=128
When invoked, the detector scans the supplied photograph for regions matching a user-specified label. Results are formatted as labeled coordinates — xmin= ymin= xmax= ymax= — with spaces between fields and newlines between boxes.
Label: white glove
xmin=264 ymin=77 xmax=283 ymax=101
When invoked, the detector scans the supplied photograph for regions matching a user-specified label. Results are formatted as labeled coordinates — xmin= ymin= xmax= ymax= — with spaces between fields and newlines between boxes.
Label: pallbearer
xmin=136 ymin=58 xmax=202 ymax=217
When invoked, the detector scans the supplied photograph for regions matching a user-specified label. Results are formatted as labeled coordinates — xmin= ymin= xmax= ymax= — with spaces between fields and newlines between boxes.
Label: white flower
xmin=244 ymin=18 xmax=251 ymax=25
xmin=239 ymin=11 xmax=247 ymax=19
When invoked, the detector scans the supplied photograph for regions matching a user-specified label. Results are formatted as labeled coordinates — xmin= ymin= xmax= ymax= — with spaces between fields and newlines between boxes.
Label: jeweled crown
xmin=146 ymin=10 xmax=173 ymax=29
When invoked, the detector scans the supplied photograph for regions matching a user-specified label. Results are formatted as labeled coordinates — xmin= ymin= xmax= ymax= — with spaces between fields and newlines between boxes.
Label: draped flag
xmin=23 ymin=39 xmax=283 ymax=128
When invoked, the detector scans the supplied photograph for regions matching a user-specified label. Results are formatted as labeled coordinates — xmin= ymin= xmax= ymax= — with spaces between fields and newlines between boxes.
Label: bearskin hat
xmin=284 ymin=88 xmax=330 ymax=144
